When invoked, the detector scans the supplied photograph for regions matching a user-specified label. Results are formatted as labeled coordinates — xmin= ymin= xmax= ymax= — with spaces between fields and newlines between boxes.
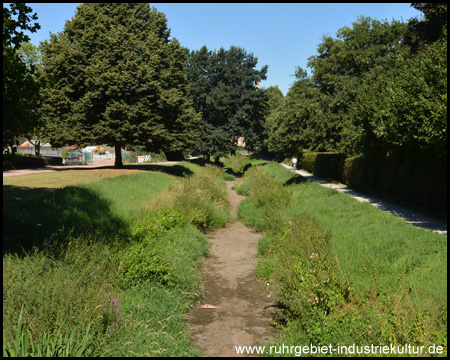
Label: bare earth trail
xmin=189 ymin=180 xmax=278 ymax=357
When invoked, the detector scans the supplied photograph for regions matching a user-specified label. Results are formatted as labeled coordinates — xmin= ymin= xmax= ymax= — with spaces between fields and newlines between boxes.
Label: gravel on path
xmin=282 ymin=164 xmax=446 ymax=235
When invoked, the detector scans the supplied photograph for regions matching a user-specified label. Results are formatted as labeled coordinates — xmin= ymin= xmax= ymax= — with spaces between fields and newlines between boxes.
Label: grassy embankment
xmin=3 ymin=162 xmax=230 ymax=356
xmin=235 ymin=162 xmax=447 ymax=357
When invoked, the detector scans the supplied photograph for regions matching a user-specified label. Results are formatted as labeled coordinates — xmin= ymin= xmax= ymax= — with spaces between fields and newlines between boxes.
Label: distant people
xmin=292 ymin=156 xmax=297 ymax=168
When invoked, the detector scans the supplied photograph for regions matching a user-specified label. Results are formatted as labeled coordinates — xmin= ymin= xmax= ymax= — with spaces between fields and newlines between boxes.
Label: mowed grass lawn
xmin=3 ymin=168 xmax=147 ymax=191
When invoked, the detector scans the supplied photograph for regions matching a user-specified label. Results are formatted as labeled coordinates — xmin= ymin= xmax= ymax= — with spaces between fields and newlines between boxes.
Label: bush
xmin=173 ymin=173 xmax=230 ymax=232
xmin=267 ymin=216 xmax=350 ymax=320
xmin=220 ymin=152 xmax=252 ymax=175
xmin=341 ymin=155 xmax=365 ymax=189
xmin=3 ymin=160 xmax=13 ymax=170
xmin=2 ymin=154 xmax=63 ymax=169
xmin=301 ymin=150 xmax=446 ymax=216
xmin=3 ymin=153 xmax=43 ymax=169
xmin=236 ymin=165 xmax=291 ymax=234
xmin=314 ymin=152 xmax=346 ymax=182
xmin=301 ymin=152 xmax=318 ymax=174
xmin=118 ymin=244 xmax=176 ymax=288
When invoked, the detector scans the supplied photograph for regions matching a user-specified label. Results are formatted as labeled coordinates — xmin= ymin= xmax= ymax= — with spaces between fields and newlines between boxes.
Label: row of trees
xmin=265 ymin=3 xmax=447 ymax=163
xmin=4 ymin=3 xmax=446 ymax=174
xmin=3 ymin=3 xmax=269 ymax=167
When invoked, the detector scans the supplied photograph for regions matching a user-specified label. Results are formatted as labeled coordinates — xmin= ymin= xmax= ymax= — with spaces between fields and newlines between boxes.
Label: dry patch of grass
xmin=3 ymin=169 xmax=146 ymax=190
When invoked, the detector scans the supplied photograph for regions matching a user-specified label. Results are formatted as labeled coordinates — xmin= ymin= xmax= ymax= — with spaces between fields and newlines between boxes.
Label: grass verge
xmin=3 ymin=162 xmax=230 ymax=356
xmin=235 ymin=162 xmax=447 ymax=357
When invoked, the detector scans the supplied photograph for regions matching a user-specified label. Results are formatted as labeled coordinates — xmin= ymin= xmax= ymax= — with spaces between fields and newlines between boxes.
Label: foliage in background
xmin=186 ymin=45 xmax=268 ymax=161
xmin=264 ymin=7 xmax=446 ymax=162
xmin=3 ymin=3 xmax=41 ymax=148
xmin=122 ymin=150 xmax=167 ymax=164
xmin=39 ymin=3 xmax=200 ymax=168
xmin=264 ymin=9 xmax=447 ymax=215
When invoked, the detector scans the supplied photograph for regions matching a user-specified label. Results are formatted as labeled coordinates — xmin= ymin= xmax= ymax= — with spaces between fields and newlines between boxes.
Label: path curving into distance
xmin=189 ymin=180 xmax=278 ymax=357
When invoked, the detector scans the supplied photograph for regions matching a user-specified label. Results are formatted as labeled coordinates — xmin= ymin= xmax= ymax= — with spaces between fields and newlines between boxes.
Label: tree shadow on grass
xmin=3 ymin=185 xmax=130 ymax=257
xmin=284 ymin=173 xmax=308 ymax=187
xmin=35 ymin=163 xmax=196 ymax=178
xmin=122 ymin=164 xmax=194 ymax=177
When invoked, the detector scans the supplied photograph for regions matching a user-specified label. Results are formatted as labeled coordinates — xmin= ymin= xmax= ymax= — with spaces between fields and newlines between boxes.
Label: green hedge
xmin=302 ymin=152 xmax=346 ymax=182
xmin=301 ymin=151 xmax=446 ymax=214
xmin=301 ymin=152 xmax=317 ymax=174
xmin=3 ymin=154 xmax=63 ymax=170
xmin=341 ymin=156 xmax=365 ymax=189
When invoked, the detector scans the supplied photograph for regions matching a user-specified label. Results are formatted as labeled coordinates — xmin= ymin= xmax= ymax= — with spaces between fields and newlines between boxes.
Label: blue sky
xmin=21 ymin=3 xmax=422 ymax=95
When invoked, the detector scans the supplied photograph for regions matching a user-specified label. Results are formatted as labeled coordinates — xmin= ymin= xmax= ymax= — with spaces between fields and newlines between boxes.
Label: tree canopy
xmin=3 ymin=3 xmax=41 ymax=148
xmin=39 ymin=3 xmax=200 ymax=167
xmin=186 ymin=45 xmax=268 ymax=161
xmin=264 ymin=8 xmax=447 ymax=162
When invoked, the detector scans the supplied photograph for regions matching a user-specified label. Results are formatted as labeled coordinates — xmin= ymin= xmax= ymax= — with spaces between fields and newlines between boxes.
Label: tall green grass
xmin=3 ymin=163 xmax=230 ymax=356
xmin=236 ymin=162 xmax=447 ymax=356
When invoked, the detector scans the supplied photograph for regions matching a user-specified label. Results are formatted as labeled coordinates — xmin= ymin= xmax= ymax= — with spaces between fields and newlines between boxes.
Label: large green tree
xmin=17 ymin=42 xmax=50 ymax=155
xmin=3 ymin=3 xmax=41 ymax=148
xmin=265 ymin=67 xmax=332 ymax=157
xmin=405 ymin=3 xmax=447 ymax=53
xmin=186 ymin=45 xmax=268 ymax=161
xmin=307 ymin=16 xmax=407 ymax=155
xmin=40 ymin=3 xmax=200 ymax=167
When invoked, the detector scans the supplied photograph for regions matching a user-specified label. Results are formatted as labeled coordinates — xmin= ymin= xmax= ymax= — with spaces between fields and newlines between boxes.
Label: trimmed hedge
xmin=302 ymin=152 xmax=346 ymax=182
xmin=3 ymin=154 xmax=63 ymax=170
xmin=301 ymin=152 xmax=317 ymax=174
xmin=301 ymin=151 xmax=446 ymax=214
xmin=341 ymin=156 xmax=365 ymax=189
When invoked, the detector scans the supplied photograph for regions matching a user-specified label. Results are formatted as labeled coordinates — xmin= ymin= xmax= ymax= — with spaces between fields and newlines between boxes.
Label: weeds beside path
xmin=190 ymin=180 xmax=278 ymax=357
xmin=281 ymin=164 xmax=447 ymax=235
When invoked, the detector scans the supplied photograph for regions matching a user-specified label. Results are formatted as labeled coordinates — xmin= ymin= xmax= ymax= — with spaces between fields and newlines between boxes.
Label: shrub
xmin=269 ymin=216 xmax=350 ymax=319
xmin=117 ymin=244 xmax=176 ymax=288
xmin=173 ymin=173 xmax=230 ymax=232
xmin=301 ymin=152 xmax=318 ymax=174
xmin=236 ymin=165 xmax=291 ymax=234
xmin=122 ymin=150 xmax=167 ymax=164
xmin=42 ymin=156 xmax=63 ymax=166
xmin=3 ymin=160 xmax=13 ymax=170
xmin=220 ymin=152 xmax=252 ymax=175
xmin=130 ymin=207 xmax=186 ymax=241
xmin=314 ymin=152 xmax=346 ymax=181
xmin=3 ymin=154 xmax=44 ymax=169
xmin=341 ymin=155 xmax=365 ymax=189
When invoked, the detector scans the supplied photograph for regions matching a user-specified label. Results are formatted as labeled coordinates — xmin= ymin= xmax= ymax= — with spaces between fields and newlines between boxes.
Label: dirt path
xmin=189 ymin=181 xmax=278 ymax=357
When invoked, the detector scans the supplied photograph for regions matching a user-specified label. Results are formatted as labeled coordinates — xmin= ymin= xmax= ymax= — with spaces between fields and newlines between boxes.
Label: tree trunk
xmin=114 ymin=144 xmax=123 ymax=168
xmin=35 ymin=141 xmax=40 ymax=156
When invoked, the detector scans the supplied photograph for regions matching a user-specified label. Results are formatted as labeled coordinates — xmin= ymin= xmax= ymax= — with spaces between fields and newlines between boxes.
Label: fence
xmin=64 ymin=151 xmax=93 ymax=165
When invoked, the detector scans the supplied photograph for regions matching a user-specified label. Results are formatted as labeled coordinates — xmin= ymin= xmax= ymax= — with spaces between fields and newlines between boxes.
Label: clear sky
xmin=20 ymin=3 xmax=422 ymax=95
